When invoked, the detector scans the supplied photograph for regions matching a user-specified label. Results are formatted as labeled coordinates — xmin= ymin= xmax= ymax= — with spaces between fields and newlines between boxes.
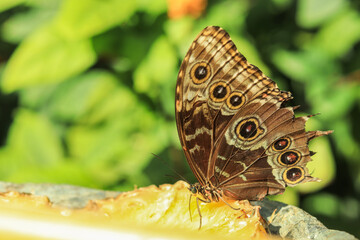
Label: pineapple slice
xmin=0 ymin=181 xmax=276 ymax=239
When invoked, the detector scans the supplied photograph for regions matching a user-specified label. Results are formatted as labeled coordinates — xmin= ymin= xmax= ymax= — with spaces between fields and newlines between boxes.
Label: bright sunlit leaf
xmin=53 ymin=0 xmax=137 ymax=40
xmin=1 ymin=25 xmax=96 ymax=92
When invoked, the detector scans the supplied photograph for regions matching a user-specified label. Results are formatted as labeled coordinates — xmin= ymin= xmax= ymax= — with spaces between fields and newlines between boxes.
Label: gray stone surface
xmin=0 ymin=181 xmax=120 ymax=208
xmin=0 ymin=181 xmax=357 ymax=240
xmin=253 ymin=199 xmax=358 ymax=240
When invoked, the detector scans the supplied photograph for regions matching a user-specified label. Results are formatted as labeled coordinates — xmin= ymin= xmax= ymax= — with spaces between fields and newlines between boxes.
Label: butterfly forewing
xmin=176 ymin=26 xmax=332 ymax=201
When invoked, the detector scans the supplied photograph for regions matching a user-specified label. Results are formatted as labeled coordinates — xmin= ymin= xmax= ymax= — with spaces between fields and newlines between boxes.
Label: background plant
xmin=0 ymin=0 xmax=359 ymax=237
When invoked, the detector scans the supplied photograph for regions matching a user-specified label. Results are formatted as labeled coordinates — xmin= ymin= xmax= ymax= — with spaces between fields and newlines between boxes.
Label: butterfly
xmin=175 ymin=26 xmax=332 ymax=224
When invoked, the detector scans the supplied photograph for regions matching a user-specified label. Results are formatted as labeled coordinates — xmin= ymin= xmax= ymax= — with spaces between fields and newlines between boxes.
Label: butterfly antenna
xmin=151 ymin=153 xmax=190 ymax=184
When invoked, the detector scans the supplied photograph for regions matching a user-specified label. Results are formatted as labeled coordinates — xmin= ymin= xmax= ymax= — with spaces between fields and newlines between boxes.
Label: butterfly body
xmin=188 ymin=183 xmax=221 ymax=203
xmin=176 ymin=26 xmax=331 ymax=202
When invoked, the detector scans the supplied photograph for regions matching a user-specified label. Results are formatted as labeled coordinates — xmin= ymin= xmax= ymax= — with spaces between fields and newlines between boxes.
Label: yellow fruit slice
xmin=0 ymin=181 xmax=276 ymax=239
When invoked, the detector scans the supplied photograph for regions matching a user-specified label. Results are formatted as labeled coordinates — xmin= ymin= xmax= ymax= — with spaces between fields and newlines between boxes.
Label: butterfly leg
xmin=196 ymin=196 xmax=211 ymax=229
xmin=218 ymin=195 xmax=241 ymax=210
xmin=196 ymin=197 xmax=202 ymax=229
xmin=188 ymin=194 xmax=193 ymax=222
xmin=196 ymin=197 xmax=212 ymax=230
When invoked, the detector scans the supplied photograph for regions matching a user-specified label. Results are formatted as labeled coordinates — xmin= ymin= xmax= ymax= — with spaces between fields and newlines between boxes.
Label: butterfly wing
xmin=175 ymin=26 xmax=331 ymax=199
xmin=212 ymin=102 xmax=331 ymax=200
xmin=175 ymin=27 xmax=217 ymax=185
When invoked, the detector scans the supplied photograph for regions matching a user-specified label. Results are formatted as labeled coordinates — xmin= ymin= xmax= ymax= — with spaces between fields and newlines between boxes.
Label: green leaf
xmin=66 ymin=85 xmax=170 ymax=187
xmin=0 ymin=0 xmax=25 ymax=12
xmin=271 ymin=0 xmax=292 ymax=9
xmin=307 ymin=84 xmax=357 ymax=121
xmin=294 ymin=116 xmax=335 ymax=193
xmin=19 ymin=84 xmax=58 ymax=109
xmin=53 ymin=0 xmax=137 ymax=40
xmin=297 ymin=136 xmax=335 ymax=193
xmin=272 ymin=50 xmax=314 ymax=82
xmin=1 ymin=25 xmax=96 ymax=92
xmin=304 ymin=193 xmax=339 ymax=217
xmin=0 ymin=148 xmax=18 ymax=179
xmin=0 ymin=0 xmax=62 ymax=12
xmin=137 ymin=0 xmax=167 ymax=16
xmin=2 ymin=8 xmax=58 ymax=43
xmin=272 ymin=49 xmax=338 ymax=83
xmin=84 ymin=84 xmax=137 ymax=125
xmin=134 ymin=35 xmax=177 ymax=97
xmin=6 ymin=109 xmax=64 ymax=167
xmin=201 ymin=1 xmax=249 ymax=31
xmin=268 ymin=187 xmax=299 ymax=206
xmin=297 ymin=0 xmax=346 ymax=28
xmin=133 ymin=33 xmax=178 ymax=115
xmin=231 ymin=35 xmax=271 ymax=76
xmin=3 ymin=159 xmax=95 ymax=187
xmin=332 ymin=120 xmax=360 ymax=162
xmin=44 ymin=70 xmax=118 ymax=122
xmin=312 ymin=9 xmax=360 ymax=58
xmin=165 ymin=18 xmax=195 ymax=50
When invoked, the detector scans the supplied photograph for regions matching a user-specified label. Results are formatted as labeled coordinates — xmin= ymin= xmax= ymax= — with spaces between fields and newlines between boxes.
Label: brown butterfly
xmin=175 ymin=26 xmax=332 ymax=224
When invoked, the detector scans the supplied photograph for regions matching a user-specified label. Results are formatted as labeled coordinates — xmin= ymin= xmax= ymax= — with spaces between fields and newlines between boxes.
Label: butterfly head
xmin=188 ymin=183 xmax=201 ymax=195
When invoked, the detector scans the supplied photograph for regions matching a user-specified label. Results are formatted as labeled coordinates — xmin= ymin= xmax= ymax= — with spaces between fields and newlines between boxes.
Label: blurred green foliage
xmin=0 ymin=0 xmax=359 ymax=237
